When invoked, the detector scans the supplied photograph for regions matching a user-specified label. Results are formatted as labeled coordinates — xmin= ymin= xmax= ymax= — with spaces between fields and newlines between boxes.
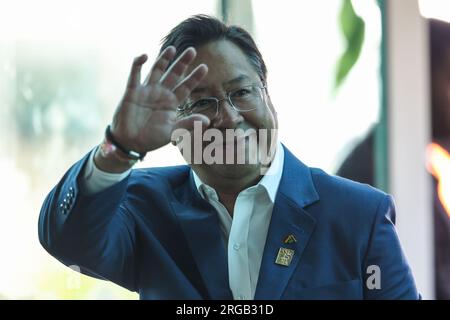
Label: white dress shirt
xmin=82 ymin=142 xmax=284 ymax=300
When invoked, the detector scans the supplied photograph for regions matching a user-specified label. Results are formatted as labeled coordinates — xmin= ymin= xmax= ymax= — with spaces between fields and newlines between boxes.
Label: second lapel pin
xmin=275 ymin=247 xmax=295 ymax=266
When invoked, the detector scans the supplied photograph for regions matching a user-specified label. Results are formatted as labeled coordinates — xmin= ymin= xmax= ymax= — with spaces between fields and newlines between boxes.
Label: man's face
xmin=180 ymin=40 xmax=278 ymax=184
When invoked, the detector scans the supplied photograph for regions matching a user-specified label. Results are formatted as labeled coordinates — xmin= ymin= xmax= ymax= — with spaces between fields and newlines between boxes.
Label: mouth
xmin=207 ymin=131 xmax=255 ymax=148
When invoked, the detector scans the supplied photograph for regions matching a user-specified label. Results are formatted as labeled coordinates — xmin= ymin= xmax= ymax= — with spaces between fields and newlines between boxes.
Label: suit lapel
xmin=254 ymin=145 xmax=319 ymax=299
xmin=254 ymin=194 xmax=316 ymax=299
xmin=171 ymin=171 xmax=233 ymax=300
xmin=170 ymin=145 xmax=319 ymax=300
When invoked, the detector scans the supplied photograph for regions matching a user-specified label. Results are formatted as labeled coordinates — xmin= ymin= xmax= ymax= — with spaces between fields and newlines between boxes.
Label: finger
xmin=160 ymin=47 xmax=197 ymax=89
xmin=173 ymin=64 xmax=208 ymax=102
xmin=133 ymin=85 xmax=179 ymax=110
xmin=127 ymin=54 xmax=148 ymax=88
xmin=173 ymin=114 xmax=210 ymax=131
xmin=144 ymin=46 xmax=176 ymax=86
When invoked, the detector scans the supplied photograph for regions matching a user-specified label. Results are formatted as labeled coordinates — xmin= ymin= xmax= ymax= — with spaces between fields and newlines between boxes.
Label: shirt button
xmin=233 ymin=243 xmax=240 ymax=251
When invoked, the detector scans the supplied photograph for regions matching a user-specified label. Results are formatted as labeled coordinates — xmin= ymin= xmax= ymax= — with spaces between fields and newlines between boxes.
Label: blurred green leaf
xmin=335 ymin=0 xmax=365 ymax=90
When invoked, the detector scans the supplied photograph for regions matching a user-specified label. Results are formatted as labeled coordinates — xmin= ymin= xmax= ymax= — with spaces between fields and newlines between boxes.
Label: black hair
xmin=160 ymin=14 xmax=267 ymax=83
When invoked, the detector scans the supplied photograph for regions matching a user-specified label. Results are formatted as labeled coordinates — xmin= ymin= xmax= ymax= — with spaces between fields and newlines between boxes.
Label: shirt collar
xmin=192 ymin=141 xmax=284 ymax=203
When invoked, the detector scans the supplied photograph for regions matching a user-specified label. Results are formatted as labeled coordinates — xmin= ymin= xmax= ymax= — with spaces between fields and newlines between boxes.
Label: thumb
xmin=171 ymin=114 xmax=210 ymax=146
xmin=174 ymin=114 xmax=210 ymax=131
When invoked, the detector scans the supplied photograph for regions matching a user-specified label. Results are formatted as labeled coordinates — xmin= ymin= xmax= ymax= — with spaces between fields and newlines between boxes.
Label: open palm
xmin=111 ymin=46 xmax=209 ymax=154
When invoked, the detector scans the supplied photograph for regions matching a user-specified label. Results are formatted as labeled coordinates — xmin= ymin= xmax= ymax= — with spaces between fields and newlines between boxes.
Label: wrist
xmin=94 ymin=140 xmax=137 ymax=173
xmin=106 ymin=125 xmax=147 ymax=161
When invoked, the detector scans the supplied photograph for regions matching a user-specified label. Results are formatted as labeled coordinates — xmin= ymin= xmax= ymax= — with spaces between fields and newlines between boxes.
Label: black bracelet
xmin=105 ymin=125 xmax=147 ymax=161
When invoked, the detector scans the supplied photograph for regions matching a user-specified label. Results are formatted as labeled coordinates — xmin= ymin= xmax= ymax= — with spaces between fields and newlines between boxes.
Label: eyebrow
xmin=225 ymin=74 xmax=251 ymax=86
xmin=191 ymin=74 xmax=251 ymax=95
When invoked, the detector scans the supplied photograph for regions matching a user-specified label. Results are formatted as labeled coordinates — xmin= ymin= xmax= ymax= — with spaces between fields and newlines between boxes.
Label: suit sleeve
xmin=38 ymin=150 xmax=138 ymax=292
xmin=363 ymin=195 xmax=420 ymax=299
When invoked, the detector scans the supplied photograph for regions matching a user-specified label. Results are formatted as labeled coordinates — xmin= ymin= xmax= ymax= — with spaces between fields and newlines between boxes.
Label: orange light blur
xmin=427 ymin=143 xmax=450 ymax=217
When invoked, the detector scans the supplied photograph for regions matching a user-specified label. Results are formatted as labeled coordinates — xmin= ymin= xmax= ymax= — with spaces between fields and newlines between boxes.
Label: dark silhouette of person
xmin=336 ymin=126 xmax=375 ymax=186
xmin=429 ymin=18 xmax=450 ymax=300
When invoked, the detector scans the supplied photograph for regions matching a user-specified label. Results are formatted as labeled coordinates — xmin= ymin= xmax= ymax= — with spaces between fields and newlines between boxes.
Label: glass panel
xmin=0 ymin=0 xmax=217 ymax=300
xmin=252 ymin=0 xmax=382 ymax=176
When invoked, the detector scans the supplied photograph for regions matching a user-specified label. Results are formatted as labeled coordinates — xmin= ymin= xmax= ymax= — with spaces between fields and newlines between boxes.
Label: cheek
xmin=243 ymin=107 xmax=277 ymax=130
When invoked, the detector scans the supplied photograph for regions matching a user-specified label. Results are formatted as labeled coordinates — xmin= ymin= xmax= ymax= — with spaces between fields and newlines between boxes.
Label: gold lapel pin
xmin=275 ymin=247 xmax=295 ymax=266
xmin=283 ymin=234 xmax=297 ymax=244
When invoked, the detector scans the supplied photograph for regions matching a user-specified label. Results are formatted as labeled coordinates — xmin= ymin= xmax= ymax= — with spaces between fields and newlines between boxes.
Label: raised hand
xmin=110 ymin=46 xmax=209 ymax=154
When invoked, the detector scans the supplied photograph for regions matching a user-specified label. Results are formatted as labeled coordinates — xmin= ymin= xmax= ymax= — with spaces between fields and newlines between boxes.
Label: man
xmin=39 ymin=15 xmax=419 ymax=299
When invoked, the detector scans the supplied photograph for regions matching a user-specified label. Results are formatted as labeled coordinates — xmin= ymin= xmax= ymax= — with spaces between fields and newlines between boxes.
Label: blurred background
xmin=0 ymin=0 xmax=448 ymax=299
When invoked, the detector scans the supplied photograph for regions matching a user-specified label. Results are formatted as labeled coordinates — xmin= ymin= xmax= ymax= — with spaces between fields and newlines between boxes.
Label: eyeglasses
xmin=178 ymin=84 xmax=266 ymax=120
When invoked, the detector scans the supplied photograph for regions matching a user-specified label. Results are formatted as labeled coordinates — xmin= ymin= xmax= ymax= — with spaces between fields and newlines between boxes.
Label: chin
xmin=209 ymin=162 xmax=260 ymax=179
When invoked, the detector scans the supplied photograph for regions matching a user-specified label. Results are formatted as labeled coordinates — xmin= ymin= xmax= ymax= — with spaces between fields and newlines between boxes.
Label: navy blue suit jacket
xmin=39 ymin=145 xmax=419 ymax=299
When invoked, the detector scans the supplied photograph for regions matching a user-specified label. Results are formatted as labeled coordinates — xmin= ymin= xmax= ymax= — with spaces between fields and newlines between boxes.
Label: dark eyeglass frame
xmin=177 ymin=84 xmax=267 ymax=119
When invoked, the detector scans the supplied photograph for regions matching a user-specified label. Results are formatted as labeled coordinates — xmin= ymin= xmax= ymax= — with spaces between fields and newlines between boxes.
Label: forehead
xmin=187 ymin=40 xmax=259 ymax=88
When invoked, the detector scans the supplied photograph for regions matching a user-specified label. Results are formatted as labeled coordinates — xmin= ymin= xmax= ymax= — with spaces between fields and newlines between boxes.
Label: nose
xmin=212 ymin=99 xmax=244 ymax=129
